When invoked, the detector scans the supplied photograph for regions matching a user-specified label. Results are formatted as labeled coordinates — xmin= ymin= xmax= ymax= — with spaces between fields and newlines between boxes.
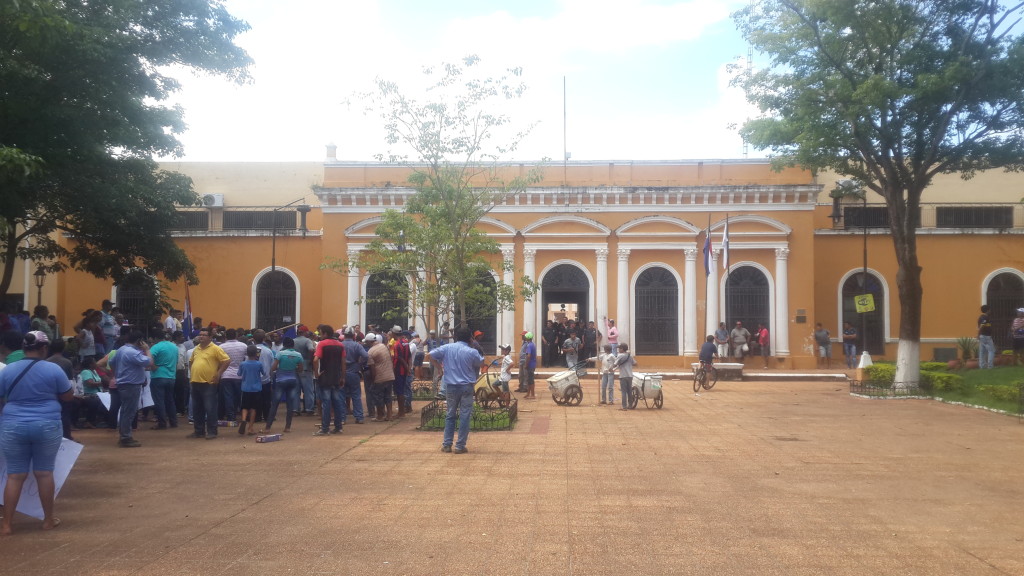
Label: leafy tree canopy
xmin=328 ymin=56 xmax=541 ymax=330
xmin=0 ymin=0 xmax=252 ymax=296
xmin=734 ymin=0 xmax=1024 ymax=384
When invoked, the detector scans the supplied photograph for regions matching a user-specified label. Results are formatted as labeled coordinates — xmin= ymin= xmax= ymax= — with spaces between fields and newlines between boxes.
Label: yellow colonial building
xmin=18 ymin=151 xmax=1024 ymax=369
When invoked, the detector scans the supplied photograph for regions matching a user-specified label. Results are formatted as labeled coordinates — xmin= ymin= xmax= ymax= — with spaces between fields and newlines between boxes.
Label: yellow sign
xmin=855 ymin=294 xmax=875 ymax=313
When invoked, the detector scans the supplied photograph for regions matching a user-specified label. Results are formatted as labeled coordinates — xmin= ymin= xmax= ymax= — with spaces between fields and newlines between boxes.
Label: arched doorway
xmin=115 ymin=270 xmax=160 ymax=338
xmin=634 ymin=267 xmax=678 ymax=355
xmin=365 ymin=271 xmax=410 ymax=331
xmin=725 ymin=266 xmax=770 ymax=332
xmin=842 ymin=272 xmax=885 ymax=356
xmin=255 ymin=270 xmax=297 ymax=331
xmin=464 ymin=272 xmax=498 ymax=354
xmin=986 ymin=272 xmax=1024 ymax=352
xmin=542 ymin=264 xmax=590 ymax=363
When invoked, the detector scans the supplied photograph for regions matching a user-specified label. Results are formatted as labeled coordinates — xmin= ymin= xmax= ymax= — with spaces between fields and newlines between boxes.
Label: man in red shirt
xmin=313 ymin=324 xmax=345 ymax=435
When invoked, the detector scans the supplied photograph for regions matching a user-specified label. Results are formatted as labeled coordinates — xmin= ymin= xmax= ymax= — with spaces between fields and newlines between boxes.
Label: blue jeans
xmin=978 ymin=335 xmax=995 ymax=369
xmin=117 ymin=383 xmax=143 ymax=441
xmin=600 ymin=372 xmax=615 ymax=403
xmin=267 ymin=379 xmax=298 ymax=430
xmin=843 ymin=343 xmax=857 ymax=368
xmin=150 ymin=377 xmax=178 ymax=427
xmin=191 ymin=382 xmax=219 ymax=436
xmin=299 ymin=369 xmax=315 ymax=412
xmin=319 ymin=387 xmax=344 ymax=432
xmin=619 ymin=377 xmax=632 ymax=409
xmin=0 ymin=419 xmax=63 ymax=474
xmin=443 ymin=383 xmax=474 ymax=450
xmin=220 ymin=378 xmax=241 ymax=420
xmin=343 ymin=371 xmax=364 ymax=422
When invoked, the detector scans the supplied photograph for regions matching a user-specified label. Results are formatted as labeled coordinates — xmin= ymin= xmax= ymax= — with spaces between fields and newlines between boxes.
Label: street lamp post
xmin=33 ymin=265 xmax=46 ymax=308
xmin=858 ymin=191 xmax=873 ymax=371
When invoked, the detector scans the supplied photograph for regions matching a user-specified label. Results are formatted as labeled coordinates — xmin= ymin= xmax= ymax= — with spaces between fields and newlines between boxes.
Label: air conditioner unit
xmin=202 ymin=193 xmax=224 ymax=207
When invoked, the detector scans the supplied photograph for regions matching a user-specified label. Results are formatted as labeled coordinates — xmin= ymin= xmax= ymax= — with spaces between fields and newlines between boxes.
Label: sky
xmin=161 ymin=0 xmax=759 ymax=163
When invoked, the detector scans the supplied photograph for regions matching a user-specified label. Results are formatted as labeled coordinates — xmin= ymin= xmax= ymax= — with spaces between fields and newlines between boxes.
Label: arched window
xmin=634 ymin=267 xmax=678 ymax=355
xmin=841 ymin=272 xmax=885 ymax=356
xmin=725 ymin=266 xmax=770 ymax=330
xmin=986 ymin=272 xmax=1024 ymax=352
xmin=365 ymin=271 xmax=410 ymax=330
xmin=255 ymin=271 xmax=297 ymax=331
xmin=464 ymin=272 xmax=498 ymax=354
xmin=116 ymin=270 xmax=160 ymax=338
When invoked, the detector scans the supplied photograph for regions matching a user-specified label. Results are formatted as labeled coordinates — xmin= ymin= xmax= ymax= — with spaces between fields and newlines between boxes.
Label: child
xmin=237 ymin=345 xmax=265 ymax=435
xmin=498 ymin=344 xmax=513 ymax=404
xmin=614 ymin=343 xmax=637 ymax=411
xmin=588 ymin=344 xmax=616 ymax=405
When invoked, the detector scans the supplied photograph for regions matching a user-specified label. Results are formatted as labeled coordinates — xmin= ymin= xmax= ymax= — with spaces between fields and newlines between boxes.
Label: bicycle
xmin=692 ymin=359 xmax=719 ymax=392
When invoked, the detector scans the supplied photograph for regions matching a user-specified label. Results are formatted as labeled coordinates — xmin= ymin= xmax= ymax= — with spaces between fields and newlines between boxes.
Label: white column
xmin=683 ymin=248 xmax=698 ymax=356
xmin=347 ymin=249 xmax=360 ymax=326
xmin=774 ymin=247 xmax=790 ymax=357
xmin=415 ymin=269 xmax=427 ymax=337
xmin=523 ymin=248 xmax=537 ymax=332
xmin=502 ymin=248 xmax=515 ymax=347
xmin=706 ymin=248 xmax=720 ymax=339
xmin=616 ymin=249 xmax=630 ymax=345
xmin=595 ymin=248 xmax=609 ymax=330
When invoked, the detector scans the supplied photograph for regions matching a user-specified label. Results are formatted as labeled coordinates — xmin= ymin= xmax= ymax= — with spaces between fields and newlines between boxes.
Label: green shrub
xmin=978 ymin=384 xmax=1020 ymax=403
xmin=919 ymin=362 xmax=948 ymax=372
xmin=865 ymin=363 xmax=896 ymax=383
xmin=921 ymin=371 xmax=963 ymax=393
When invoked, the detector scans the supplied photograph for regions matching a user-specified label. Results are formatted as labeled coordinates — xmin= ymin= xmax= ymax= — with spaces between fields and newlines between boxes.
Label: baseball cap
xmin=391 ymin=325 xmax=402 ymax=333
xmin=473 ymin=330 xmax=483 ymax=338
xmin=524 ymin=332 xmax=533 ymax=340
xmin=23 ymin=330 xmax=50 ymax=349
xmin=363 ymin=333 xmax=376 ymax=343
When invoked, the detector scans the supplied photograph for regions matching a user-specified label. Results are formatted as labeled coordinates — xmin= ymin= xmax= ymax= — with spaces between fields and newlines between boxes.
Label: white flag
xmin=722 ymin=216 xmax=730 ymax=274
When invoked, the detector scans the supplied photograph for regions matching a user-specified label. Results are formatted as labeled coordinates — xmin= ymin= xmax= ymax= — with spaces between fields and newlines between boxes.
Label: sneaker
xmin=454 ymin=447 xmax=468 ymax=454
xmin=186 ymin=432 xmax=204 ymax=439
xmin=313 ymin=429 xmax=329 ymax=436
xmin=205 ymin=434 xmax=218 ymax=440
xmin=441 ymin=445 xmax=452 ymax=453
xmin=355 ymin=419 xmax=365 ymax=424
xmin=238 ymin=422 xmax=247 ymax=435
xmin=329 ymin=428 xmax=342 ymax=435
xmin=118 ymin=439 xmax=141 ymax=448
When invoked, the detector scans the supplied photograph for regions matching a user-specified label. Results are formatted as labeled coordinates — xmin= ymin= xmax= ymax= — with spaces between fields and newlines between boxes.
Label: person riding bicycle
xmin=699 ymin=335 xmax=719 ymax=366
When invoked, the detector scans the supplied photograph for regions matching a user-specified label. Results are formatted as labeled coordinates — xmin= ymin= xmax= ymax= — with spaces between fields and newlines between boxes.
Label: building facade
xmin=31 ymin=154 xmax=1024 ymax=369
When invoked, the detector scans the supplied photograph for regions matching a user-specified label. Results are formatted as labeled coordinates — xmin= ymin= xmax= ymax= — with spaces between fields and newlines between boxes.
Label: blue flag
xmin=702 ymin=230 xmax=712 ymax=277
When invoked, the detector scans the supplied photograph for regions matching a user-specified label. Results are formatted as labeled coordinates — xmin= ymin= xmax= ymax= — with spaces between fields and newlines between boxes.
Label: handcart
xmin=474 ymin=359 xmax=508 ymax=408
xmin=628 ymin=372 xmax=664 ymax=409
xmin=547 ymin=360 xmax=588 ymax=406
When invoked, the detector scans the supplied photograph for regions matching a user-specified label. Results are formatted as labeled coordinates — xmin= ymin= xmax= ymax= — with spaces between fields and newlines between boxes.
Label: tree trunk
xmin=887 ymin=185 xmax=923 ymax=388
xmin=0 ymin=224 xmax=18 ymax=298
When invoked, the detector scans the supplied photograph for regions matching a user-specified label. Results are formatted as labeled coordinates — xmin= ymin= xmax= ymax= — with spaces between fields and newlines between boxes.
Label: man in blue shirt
xmin=428 ymin=327 xmax=483 ymax=454
xmin=341 ymin=327 xmax=369 ymax=424
xmin=109 ymin=331 xmax=154 ymax=447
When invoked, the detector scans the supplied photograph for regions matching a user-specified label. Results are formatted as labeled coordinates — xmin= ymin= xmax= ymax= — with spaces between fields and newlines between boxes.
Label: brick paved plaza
xmin=4 ymin=377 xmax=1023 ymax=575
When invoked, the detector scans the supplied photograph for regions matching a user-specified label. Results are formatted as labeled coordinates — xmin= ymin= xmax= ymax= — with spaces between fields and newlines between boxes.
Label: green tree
xmin=0 ymin=0 xmax=252 ymax=297
xmin=327 ymin=56 xmax=541 ymax=332
xmin=734 ymin=0 xmax=1024 ymax=386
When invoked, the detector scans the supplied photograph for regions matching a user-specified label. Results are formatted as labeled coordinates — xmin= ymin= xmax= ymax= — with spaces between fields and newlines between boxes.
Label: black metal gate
xmin=464 ymin=273 xmax=498 ymax=355
xmin=842 ymin=272 xmax=885 ymax=356
xmin=634 ymin=267 xmax=678 ymax=355
xmin=255 ymin=271 xmax=296 ymax=331
xmin=365 ymin=272 xmax=410 ymax=330
xmin=116 ymin=271 xmax=159 ymax=338
xmin=987 ymin=272 xmax=1024 ymax=352
xmin=725 ymin=266 xmax=769 ymax=332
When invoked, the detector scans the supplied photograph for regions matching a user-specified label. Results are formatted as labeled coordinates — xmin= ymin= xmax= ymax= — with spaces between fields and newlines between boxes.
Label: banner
xmin=855 ymin=294 xmax=875 ymax=313
xmin=0 ymin=438 xmax=83 ymax=520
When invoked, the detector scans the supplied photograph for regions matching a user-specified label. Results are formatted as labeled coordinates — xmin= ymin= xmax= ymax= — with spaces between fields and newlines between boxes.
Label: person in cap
xmin=497 ymin=344 xmax=513 ymax=405
xmin=108 ymin=330 xmax=155 ymax=447
xmin=366 ymin=332 xmax=396 ymax=421
xmin=521 ymin=332 xmax=538 ymax=399
xmin=470 ymin=330 xmax=485 ymax=365
xmin=388 ymin=326 xmax=412 ymax=418
xmin=429 ymin=327 xmax=484 ymax=454
xmin=0 ymin=331 xmax=73 ymax=534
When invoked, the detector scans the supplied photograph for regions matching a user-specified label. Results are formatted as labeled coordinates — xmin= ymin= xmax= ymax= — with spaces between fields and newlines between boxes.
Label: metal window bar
xmin=843 ymin=206 xmax=923 ymax=229
xmin=849 ymin=380 xmax=923 ymax=397
xmin=635 ymin=267 xmax=679 ymax=355
xmin=936 ymin=206 xmax=1013 ymax=228
xmin=222 ymin=210 xmax=297 ymax=230
xmin=418 ymin=398 xmax=517 ymax=431
xmin=170 ymin=210 xmax=210 ymax=231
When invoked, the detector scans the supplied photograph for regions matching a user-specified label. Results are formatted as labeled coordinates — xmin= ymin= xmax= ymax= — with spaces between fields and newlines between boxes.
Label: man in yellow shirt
xmin=188 ymin=328 xmax=230 ymax=440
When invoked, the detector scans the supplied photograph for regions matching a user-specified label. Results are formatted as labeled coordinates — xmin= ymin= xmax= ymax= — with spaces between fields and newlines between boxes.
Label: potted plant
xmin=956 ymin=336 xmax=979 ymax=369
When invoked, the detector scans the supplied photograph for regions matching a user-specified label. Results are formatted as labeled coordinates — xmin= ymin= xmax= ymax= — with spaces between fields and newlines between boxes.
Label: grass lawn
xmin=936 ymin=365 xmax=1023 ymax=413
